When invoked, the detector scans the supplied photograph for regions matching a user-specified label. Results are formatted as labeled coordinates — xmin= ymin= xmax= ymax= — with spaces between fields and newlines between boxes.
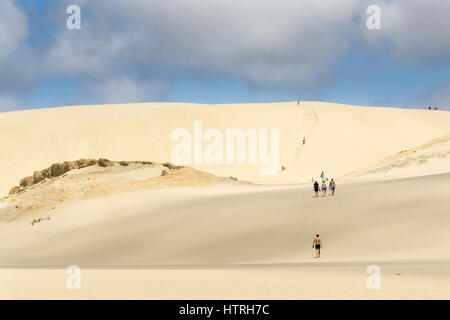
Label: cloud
xmin=0 ymin=0 xmax=36 ymax=95
xmin=362 ymin=0 xmax=450 ymax=63
xmin=0 ymin=94 xmax=21 ymax=113
xmin=413 ymin=80 xmax=450 ymax=110
xmin=43 ymin=30 xmax=132 ymax=77
xmin=44 ymin=0 xmax=362 ymax=89
xmin=5 ymin=0 xmax=450 ymax=109
xmin=0 ymin=0 xmax=28 ymax=60
xmin=93 ymin=76 xmax=169 ymax=104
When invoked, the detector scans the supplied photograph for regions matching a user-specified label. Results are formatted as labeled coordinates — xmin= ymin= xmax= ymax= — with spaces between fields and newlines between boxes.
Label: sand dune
xmin=0 ymin=173 xmax=449 ymax=298
xmin=0 ymin=102 xmax=449 ymax=299
xmin=342 ymin=133 xmax=450 ymax=179
xmin=1 ymin=159 xmax=236 ymax=223
xmin=1 ymin=172 xmax=449 ymax=266
xmin=1 ymin=102 xmax=449 ymax=195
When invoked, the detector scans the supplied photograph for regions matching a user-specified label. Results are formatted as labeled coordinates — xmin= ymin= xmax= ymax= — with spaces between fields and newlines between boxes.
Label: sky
xmin=0 ymin=0 xmax=449 ymax=112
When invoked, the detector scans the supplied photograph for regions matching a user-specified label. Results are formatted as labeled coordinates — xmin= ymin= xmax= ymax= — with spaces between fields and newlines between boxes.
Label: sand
xmin=1 ymin=101 xmax=450 ymax=195
xmin=0 ymin=102 xmax=449 ymax=299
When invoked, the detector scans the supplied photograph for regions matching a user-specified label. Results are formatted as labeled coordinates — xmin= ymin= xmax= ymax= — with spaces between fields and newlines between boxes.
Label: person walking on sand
xmin=320 ymin=171 xmax=325 ymax=181
xmin=313 ymin=181 xmax=319 ymax=197
xmin=329 ymin=179 xmax=336 ymax=195
xmin=321 ymin=180 xmax=327 ymax=196
xmin=312 ymin=234 xmax=323 ymax=258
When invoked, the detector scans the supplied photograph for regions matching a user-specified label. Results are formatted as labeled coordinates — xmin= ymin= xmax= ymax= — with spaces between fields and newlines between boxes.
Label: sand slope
xmin=1 ymin=172 xmax=449 ymax=266
xmin=0 ymin=173 xmax=449 ymax=298
xmin=1 ymin=102 xmax=449 ymax=195
xmin=0 ymin=102 xmax=449 ymax=299
xmin=343 ymin=133 xmax=450 ymax=179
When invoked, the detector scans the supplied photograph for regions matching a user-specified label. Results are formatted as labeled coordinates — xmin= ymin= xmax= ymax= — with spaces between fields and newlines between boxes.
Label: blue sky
xmin=1 ymin=0 xmax=450 ymax=112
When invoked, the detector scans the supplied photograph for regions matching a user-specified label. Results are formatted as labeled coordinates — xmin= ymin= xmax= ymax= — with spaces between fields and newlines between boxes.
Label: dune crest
xmin=2 ymin=159 xmax=236 ymax=222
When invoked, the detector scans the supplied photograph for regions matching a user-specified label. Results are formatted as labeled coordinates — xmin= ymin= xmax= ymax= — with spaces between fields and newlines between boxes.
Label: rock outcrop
xmin=8 ymin=159 xmax=182 ymax=195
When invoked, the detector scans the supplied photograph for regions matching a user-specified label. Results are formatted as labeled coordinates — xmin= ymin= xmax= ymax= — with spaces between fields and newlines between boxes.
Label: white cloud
xmin=0 ymin=95 xmax=21 ymax=113
xmin=0 ymin=0 xmax=28 ymax=60
xmin=362 ymin=0 xmax=450 ymax=63
xmin=44 ymin=0 xmax=361 ymax=88
xmin=413 ymin=80 xmax=450 ymax=110
xmin=93 ymin=76 xmax=169 ymax=104
xmin=0 ymin=0 xmax=36 ymax=95
xmin=43 ymin=30 xmax=132 ymax=76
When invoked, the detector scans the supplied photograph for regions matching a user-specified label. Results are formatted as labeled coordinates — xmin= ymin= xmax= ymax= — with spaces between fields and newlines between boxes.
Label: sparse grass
xmin=162 ymin=162 xmax=183 ymax=170
xmin=98 ymin=158 xmax=113 ymax=167
xmin=31 ymin=217 xmax=50 ymax=226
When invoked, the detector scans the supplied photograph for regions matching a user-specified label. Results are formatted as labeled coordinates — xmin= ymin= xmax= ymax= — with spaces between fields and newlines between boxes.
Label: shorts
xmin=315 ymin=244 xmax=321 ymax=250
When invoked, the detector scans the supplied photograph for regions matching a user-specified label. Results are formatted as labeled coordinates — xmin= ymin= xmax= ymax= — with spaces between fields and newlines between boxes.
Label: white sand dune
xmin=0 ymin=173 xmax=449 ymax=298
xmin=1 ymin=172 xmax=449 ymax=266
xmin=0 ymin=102 xmax=449 ymax=299
xmin=1 ymin=102 xmax=449 ymax=195
xmin=342 ymin=133 xmax=450 ymax=180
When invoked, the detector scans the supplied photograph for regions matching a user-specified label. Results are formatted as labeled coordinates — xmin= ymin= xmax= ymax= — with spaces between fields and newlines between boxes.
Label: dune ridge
xmin=1 ymin=101 xmax=449 ymax=195
xmin=341 ymin=133 xmax=450 ymax=179
xmin=1 ymin=159 xmax=236 ymax=223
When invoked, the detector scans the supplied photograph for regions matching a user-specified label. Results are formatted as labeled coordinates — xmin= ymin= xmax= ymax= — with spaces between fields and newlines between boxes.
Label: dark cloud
xmin=3 ymin=0 xmax=450 ymax=109
xmin=43 ymin=0 xmax=361 ymax=89
xmin=362 ymin=0 xmax=450 ymax=63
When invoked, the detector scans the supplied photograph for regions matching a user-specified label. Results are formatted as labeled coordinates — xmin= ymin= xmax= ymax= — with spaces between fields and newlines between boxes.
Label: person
xmin=312 ymin=234 xmax=323 ymax=258
xmin=313 ymin=181 xmax=319 ymax=197
xmin=428 ymin=106 xmax=432 ymax=110
xmin=320 ymin=171 xmax=325 ymax=180
xmin=321 ymin=180 xmax=327 ymax=196
xmin=302 ymin=137 xmax=306 ymax=145
xmin=329 ymin=179 xmax=336 ymax=195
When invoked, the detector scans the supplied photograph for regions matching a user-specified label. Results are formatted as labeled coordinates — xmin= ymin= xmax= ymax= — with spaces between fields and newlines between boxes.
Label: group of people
xmin=313 ymin=171 xmax=336 ymax=197
xmin=311 ymin=172 xmax=333 ymax=258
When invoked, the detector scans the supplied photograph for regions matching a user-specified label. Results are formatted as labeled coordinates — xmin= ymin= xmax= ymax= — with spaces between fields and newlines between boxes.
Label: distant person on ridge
xmin=312 ymin=234 xmax=323 ymax=258
xmin=320 ymin=171 xmax=325 ymax=180
xmin=313 ymin=181 xmax=319 ymax=197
